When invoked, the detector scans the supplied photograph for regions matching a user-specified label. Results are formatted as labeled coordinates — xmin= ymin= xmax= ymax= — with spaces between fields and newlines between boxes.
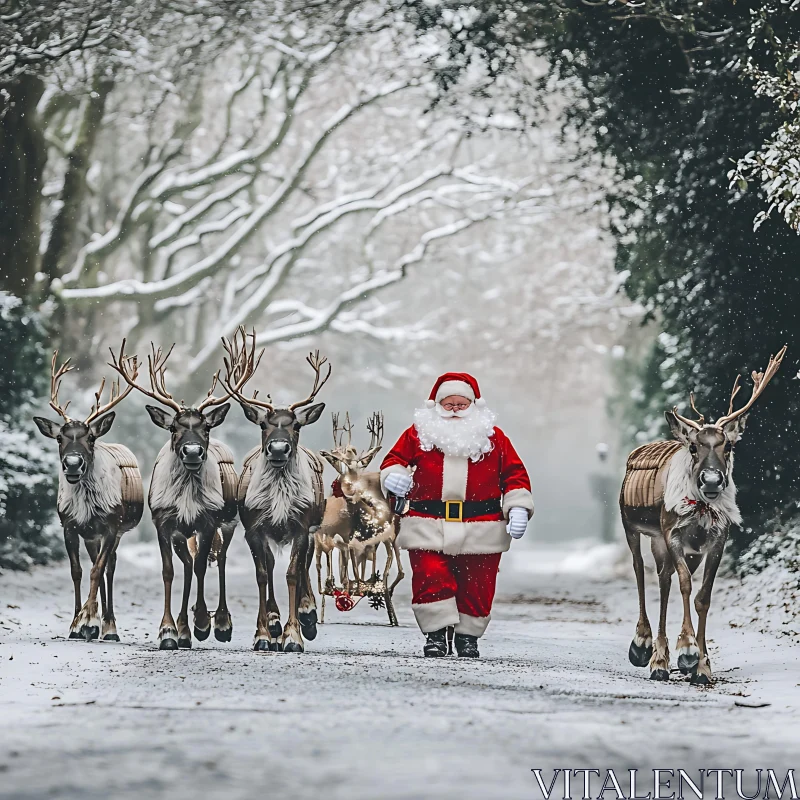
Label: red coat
xmin=380 ymin=425 xmax=533 ymax=555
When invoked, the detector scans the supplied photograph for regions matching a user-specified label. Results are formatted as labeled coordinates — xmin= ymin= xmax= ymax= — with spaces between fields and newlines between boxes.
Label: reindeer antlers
xmin=715 ymin=345 xmax=788 ymax=428
xmin=109 ymin=339 xmax=183 ymax=413
xmin=50 ymin=349 xmax=139 ymax=423
xmin=359 ymin=411 xmax=384 ymax=466
xmin=288 ymin=350 xmax=332 ymax=411
xmin=49 ymin=351 xmax=75 ymax=420
xmin=200 ymin=326 xmax=262 ymax=412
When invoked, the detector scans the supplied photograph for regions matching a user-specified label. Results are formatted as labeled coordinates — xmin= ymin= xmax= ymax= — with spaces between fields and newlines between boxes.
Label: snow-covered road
xmin=1 ymin=540 xmax=799 ymax=800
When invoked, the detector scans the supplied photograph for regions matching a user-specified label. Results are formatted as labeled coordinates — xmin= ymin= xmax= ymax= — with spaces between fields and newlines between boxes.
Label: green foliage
xmin=0 ymin=293 xmax=60 ymax=570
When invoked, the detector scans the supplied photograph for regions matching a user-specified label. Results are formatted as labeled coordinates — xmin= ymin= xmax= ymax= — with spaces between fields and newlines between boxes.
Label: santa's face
xmin=437 ymin=395 xmax=473 ymax=418
xmin=414 ymin=398 xmax=496 ymax=461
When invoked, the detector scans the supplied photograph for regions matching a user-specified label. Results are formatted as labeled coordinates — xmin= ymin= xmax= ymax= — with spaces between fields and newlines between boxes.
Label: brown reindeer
xmin=227 ymin=349 xmax=329 ymax=652
xmin=621 ymin=346 xmax=786 ymax=685
xmin=33 ymin=350 xmax=143 ymax=641
xmin=109 ymin=331 xmax=256 ymax=649
xmin=317 ymin=411 xmax=404 ymax=624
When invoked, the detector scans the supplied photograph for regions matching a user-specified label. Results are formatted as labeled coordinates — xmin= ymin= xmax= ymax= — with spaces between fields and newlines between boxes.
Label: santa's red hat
xmin=425 ymin=372 xmax=485 ymax=409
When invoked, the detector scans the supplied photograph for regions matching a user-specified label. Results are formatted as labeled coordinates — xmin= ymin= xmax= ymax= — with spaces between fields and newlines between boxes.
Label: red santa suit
xmin=380 ymin=373 xmax=533 ymax=637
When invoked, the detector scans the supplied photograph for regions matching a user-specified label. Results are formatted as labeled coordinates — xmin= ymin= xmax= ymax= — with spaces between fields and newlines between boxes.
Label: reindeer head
xmin=33 ymin=351 xmax=138 ymax=483
xmin=665 ymin=346 xmax=786 ymax=501
xmin=108 ymin=329 xmax=256 ymax=473
xmin=320 ymin=411 xmax=384 ymax=502
xmin=226 ymin=348 xmax=330 ymax=470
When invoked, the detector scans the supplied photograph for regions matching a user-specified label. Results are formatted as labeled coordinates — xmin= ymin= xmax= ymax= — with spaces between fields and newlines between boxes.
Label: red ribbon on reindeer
xmin=682 ymin=496 xmax=719 ymax=525
xmin=333 ymin=588 xmax=356 ymax=612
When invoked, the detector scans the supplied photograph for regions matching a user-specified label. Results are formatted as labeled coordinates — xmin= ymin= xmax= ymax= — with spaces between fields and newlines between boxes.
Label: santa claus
xmin=380 ymin=372 xmax=533 ymax=658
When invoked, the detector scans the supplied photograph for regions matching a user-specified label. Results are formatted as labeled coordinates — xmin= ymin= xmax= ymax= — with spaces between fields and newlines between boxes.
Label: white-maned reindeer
xmin=33 ymin=349 xmax=143 ymax=642
xmin=109 ymin=330 xmax=256 ymax=650
xmin=317 ymin=412 xmax=404 ymax=623
xmin=620 ymin=346 xmax=786 ymax=685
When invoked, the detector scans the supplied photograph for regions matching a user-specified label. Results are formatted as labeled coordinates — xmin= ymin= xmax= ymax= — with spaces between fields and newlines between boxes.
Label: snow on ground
xmin=2 ymin=537 xmax=800 ymax=800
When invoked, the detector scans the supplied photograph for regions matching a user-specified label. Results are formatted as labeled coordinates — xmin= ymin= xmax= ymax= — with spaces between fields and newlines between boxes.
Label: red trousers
xmin=409 ymin=550 xmax=502 ymax=636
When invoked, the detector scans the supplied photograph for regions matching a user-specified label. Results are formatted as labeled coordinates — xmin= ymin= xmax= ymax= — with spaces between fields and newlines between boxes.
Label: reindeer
xmin=33 ymin=351 xmax=143 ymax=641
xmin=621 ymin=346 xmax=787 ymax=685
xmin=109 ymin=330 xmax=255 ymax=650
xmin=226 ymin=350 xmax=329 ymax=653
xmin=317 ymin=411 xmax=404 ymax=623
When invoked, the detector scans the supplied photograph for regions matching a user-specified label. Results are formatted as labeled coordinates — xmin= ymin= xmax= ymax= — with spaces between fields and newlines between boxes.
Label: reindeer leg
xmin=624 ymin=520 xmax=653 ymax=668
xmin=315 ymin=538 xmax=324 ymax=595
xmin=247 ymin=530 xmax=278 ymax=651
xmin=298 ymin=528 xmax=318 ymax=641
xmin=76 ymin=532 xmax=115 ymax=641
xmin=214 ymin=522 xmax=236 ymax=642
xmin=668 ymin=528 xmax=700 ymax=675
xmin=173 ymin=534 xmax=194 ymax=648
xmin=156 ymin=523 xmax=179 ymax=650
xmin=388 ymin=539 xmax=405 ymax=593
xmin=101 ymin=542 xmax=121 ymax=641
xmin=691 ymin=532 xmax=727 ymax=686
xmin=191 ymin=526 xmax=214 ymax=641
xmin=64 ymin=526 xmax=83 ymax=639
xmin=84 ymin=538 xmax=107 ymax=628
xmin=648 ymin=536 xmax=674 ymax=681
xmin=283 ymin=534 xmax=307 ymax=653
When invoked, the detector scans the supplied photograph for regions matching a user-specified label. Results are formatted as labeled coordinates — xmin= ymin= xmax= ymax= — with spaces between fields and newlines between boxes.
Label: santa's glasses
xmin=440 ymin=401 xmax=471 ymax=411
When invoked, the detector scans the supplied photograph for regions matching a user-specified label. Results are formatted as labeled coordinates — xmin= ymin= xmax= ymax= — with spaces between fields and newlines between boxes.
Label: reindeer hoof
xmin=214 ymin=626 xmax=232 ymax=643
xmin=268 ymin=621 xmax=282 ymax=639
xmin=69 ymin=631 xmax=82 ymax=640
xmin=268 ymin=640 xmax=282 ymax=652
xmin=83 ymin=626 xmax=99 ymax=641
xmin=628 ymin=640 xmax=653 ymax=668
xmin=194 ymin=625 xmax=211 ymax=641
xmin=283 ymin=641 xmax=303 ymax=653
xmin=690 ymin=671 xmax=711 ymax=686
xmin=177 ymin=638 xmax=192 ymax=649
xmin=102 ymin=634 xmax=120 ymax=642
xmin=254 ymin=639 xmax=271 ymax=652
xmin=159 ymin=638 xmax=179 ymax=650
xmin=677 ymin=652 xmax=699 ymax=675
xmin=649 ymin=669 xmax=670 ymax=682
xmin=299 ymin=610 xmax=317 ymax=641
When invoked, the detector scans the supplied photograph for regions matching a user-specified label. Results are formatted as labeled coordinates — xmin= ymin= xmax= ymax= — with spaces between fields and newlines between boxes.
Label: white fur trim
xmin=149 ymin=441 xmax=225 ymax=525
xmin=380 ymin=463 xmax=412 ymax=495
xmin=474 ymin=398 xmax=486 ymax=407
xmin=58 ymin=444 xmax=122 ymax=525
xmin=441 ymin=454 xmax=468 ymax=502
xmin=435 ymin=380 xmax=475 ymax=403
xmin=397 ymin=516 xmax=511 ymax=554
xmin=502 ymin=488 xmax=534 ymax=518
xmin=663 ymin=446 xmax=742 ymax=528
xmin=412 ymin=597 xmax=459 ymax=633
xmin=454 ymin=613 xmax=490 ymax=637
xmin=425 ymin=399 xmax=435 ymax=408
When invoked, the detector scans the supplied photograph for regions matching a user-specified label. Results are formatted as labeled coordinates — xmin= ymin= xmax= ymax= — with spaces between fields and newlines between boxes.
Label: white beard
xmin=413 ymin=404 xmax=497 ymax=462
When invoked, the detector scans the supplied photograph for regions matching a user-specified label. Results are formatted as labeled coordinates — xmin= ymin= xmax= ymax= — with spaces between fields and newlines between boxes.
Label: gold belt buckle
xmin=445 ymin=500 xmax=463 ymax=522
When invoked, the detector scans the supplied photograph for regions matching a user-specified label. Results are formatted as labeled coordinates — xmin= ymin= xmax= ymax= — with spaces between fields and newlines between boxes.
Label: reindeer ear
xmin=90 ymin=412 xmax=115 ymax=438
xmin=203 ymin=403 xmax=230 ymax=428
xmin=665 ymin=410 xmax=695 ymax=445
xmin=145 ymin=405 xmax=173 ymax=430
xmin=240 ymin=403 xmax=265 ymax=426
xmin=319 ymin=450 xmax=341 ymax=471
xmin=33 ymin=417 xmax=61 ymax=439
xmin=722 ymin=412 xmax=748 ymax=443
xmin=296 ymin=402 xmax=325 ymax=427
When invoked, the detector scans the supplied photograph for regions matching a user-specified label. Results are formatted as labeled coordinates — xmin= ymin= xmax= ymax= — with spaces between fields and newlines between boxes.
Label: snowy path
xmin=1 ymin=541 xmax=800 ymax=800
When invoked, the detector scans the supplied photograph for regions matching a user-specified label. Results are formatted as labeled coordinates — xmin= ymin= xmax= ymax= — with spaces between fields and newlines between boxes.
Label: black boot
xmin=454 ymin=633 xmax=480 ymax=658
xmin=423 ymin=628 xmax=448 ymax=658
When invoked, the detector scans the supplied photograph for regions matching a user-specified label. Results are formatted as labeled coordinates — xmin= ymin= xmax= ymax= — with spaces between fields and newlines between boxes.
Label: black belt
xmin=408 ymin=499 xmax=501 ymax=522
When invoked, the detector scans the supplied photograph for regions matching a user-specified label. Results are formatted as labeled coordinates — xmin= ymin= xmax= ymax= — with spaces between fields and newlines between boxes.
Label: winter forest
xmin=3 ymin=1 xmax=800 ymax=796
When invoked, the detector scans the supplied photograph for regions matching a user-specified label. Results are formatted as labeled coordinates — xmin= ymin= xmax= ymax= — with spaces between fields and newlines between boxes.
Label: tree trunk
xmin=0 ymin=75 xmax=46 ymax=299
xmin=41 ymin=75 xmax=113 ymax=282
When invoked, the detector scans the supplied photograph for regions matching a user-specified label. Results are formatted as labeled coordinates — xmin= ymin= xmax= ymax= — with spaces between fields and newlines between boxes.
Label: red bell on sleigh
xmin=333 ymin=589 xmax=355 ymax=612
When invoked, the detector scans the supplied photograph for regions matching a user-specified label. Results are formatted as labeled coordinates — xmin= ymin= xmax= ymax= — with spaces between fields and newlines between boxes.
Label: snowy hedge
xmin=0 ymin=293 xmax=61 ymax=570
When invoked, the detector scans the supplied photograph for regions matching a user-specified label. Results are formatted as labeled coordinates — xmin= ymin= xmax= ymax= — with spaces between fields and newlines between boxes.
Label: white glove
xmin=507 ymin=507 xmax=528 ymax=539
xmin=385 ymin=472 xmax=413 ymax=497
